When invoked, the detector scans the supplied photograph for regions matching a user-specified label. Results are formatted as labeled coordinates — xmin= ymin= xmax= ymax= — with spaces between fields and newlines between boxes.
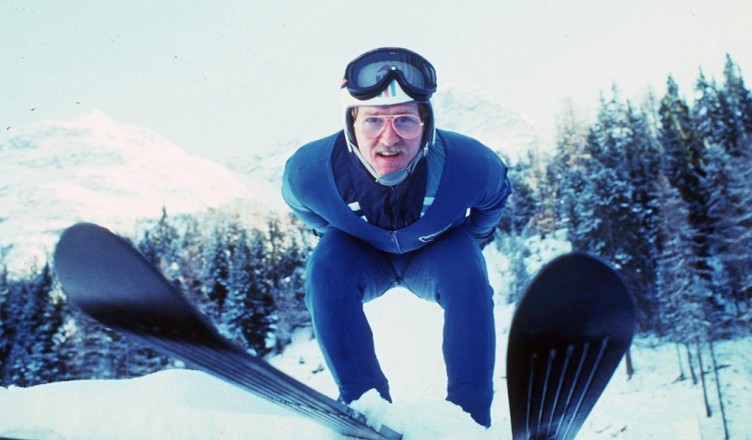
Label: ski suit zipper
xmin=390 ymin=231 xmax=403 ymax=254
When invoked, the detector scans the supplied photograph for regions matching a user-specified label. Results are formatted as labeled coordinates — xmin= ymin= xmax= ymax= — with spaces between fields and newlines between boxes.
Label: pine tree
xmin=580 ymin=91 xmax=638 ymax=261
xmin=701 ymin=144 xmax=752 ymax=329
xmin=654 ymin=174 xmax=708 ymax=342
xmin=138 ymin=207 xmax=181 ymax=280
xmin=0 ymin=266 xmax=13 ymax=382
xmin=659 ymin=75 xmax=714 ymax=283
xmin=267 ymin=214 xmax=313 ymax=353
xmin=223 ymin=225 xmax=275 ymax=355
xmin=619 ymin=103 xmax=662 ymax=327
xmin=718 ymin=54 xmax=752 ymax=156
xmin=559 ymin=90 xmax=664 ymax=329
xmin=659 ymin=76 xmax=707 ymax=204
xmin=498 ymin=153 xmax=539 ymax=236
xmin=27 ymin=264 xmax=66 ymax=383
xmin=175 ymin=216 xmax=208 ymax=301
xmin=567 ymin=90 xmax=635 ymax=257
xmin=694 ymin=71 xmax=736 ymax=154
xmin=547 ymin=104 xmax=591 ymax=238
xmin=1 ymin=264 xmax=66 ymax=386
xmin=65 ymin=309 xmax=130 ymax=379
xmin=203 ymin=222 xmax=232 ymax=318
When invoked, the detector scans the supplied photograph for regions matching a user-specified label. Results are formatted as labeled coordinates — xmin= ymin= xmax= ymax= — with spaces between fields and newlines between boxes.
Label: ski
xmin=506 ymin=253 xmax=636 ymax=440
xmin=54 ymin=222 xmax=402 ymax=440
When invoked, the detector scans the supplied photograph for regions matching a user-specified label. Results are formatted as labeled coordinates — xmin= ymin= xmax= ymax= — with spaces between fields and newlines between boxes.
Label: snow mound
xmin=0 ymin=369 xmax=332 ymax=440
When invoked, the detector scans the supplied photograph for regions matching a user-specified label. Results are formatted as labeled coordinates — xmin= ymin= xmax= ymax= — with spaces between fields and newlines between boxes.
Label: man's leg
xmin=402 ymin=227 xmax=496 ymax=426
xmin=305 ymin=230 xmax=397 ymax=403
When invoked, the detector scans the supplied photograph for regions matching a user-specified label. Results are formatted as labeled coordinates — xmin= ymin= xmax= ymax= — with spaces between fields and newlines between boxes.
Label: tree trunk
xmin=685 ymin=342 xmax=698 ymax=385
xmin=696 ymin=338 xmax=712 ymax=418
xmin=709 ymin=340 xmax=730 ymax=439
xmin=675 ymin=343 xmax=686 ymax=381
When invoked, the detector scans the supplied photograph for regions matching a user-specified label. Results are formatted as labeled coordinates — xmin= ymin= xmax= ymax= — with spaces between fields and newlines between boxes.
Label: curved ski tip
xmin=58 ymin=222 xmax=111 ymax=239
xmin=527 ymin=251 xmax=636 ymax=308
xmin=548 ymin=251 xmax=614 ymax=268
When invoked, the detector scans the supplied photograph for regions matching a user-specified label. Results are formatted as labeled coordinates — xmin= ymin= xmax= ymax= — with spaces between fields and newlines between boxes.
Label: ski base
xmin=506 ymin=253 xmax=636 ymax=440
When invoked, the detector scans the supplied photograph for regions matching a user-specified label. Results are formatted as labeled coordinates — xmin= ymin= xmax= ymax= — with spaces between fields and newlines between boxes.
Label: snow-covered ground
xmin=1 ymin=245 xmax=750 ymax=439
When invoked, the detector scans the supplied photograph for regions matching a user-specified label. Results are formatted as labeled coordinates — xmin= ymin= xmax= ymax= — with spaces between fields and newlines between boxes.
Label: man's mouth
xmin=377 ymin=151 xmax=401 ymax=157
xmin=375 ymin=147 xmax=405 ymax=158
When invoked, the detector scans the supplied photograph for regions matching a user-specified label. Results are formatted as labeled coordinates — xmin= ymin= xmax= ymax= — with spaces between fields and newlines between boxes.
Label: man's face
xmin=352 ymin=102 xmax=425 ymax=177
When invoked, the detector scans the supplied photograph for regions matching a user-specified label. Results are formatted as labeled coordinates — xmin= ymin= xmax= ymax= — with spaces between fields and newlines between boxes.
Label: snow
xmin=2 ymin=247 xmax=750 ymax=439
xmin=0 ymin=369 xmax=331 ymax=440
xmin=0 ymin=110 xmax=259 ymax=275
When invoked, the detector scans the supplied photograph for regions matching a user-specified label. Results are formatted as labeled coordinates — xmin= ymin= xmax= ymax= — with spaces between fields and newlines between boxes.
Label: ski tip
xmin=54 ymin=222 xmax=112 ymax=259
xmin=531 ymin=252 xmax=634 ymax=308
xmin=512 ymin=251 xmax=637 ymax=344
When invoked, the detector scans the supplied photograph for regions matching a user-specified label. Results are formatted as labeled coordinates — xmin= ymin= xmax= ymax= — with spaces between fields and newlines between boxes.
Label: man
xmin=282 ymin=47 xmax=511 ymax=427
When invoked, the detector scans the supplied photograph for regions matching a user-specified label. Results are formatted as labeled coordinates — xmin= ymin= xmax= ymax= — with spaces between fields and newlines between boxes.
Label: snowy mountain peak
xmin=70 ymin=108 xmax=117 ymax=126
xmin=0 ymin=111 xmax=257 ymax=275
xmin=433 ymin=85 xmax=544 ymax=161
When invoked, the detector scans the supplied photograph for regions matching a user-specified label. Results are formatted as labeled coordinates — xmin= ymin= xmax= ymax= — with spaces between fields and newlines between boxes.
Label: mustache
xmin=374 ymin=145 xmax=408 ymax=155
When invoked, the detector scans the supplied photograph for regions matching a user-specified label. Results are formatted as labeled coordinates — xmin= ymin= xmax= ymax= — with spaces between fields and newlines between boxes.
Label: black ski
xmin=54 ymin=222 xmax=401 ymax=440
xmin=506 ymin=253 xmax=636 ymax=440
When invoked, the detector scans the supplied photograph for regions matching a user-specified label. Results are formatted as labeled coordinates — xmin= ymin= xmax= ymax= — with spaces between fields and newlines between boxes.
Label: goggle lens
xmin=344 ymin=48 xmax=437 ymax=101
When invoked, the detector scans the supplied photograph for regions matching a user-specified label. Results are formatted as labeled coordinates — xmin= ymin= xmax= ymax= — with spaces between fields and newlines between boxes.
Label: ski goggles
xmin=342 ymin=47 xmax=437 ymax=102
xmin=353 ymin=114 xmax=424 ymax=140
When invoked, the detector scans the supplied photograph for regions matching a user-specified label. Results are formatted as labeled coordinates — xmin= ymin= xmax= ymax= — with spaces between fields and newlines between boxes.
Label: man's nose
xmin=379 ymin=120 xmax=401 ymax=146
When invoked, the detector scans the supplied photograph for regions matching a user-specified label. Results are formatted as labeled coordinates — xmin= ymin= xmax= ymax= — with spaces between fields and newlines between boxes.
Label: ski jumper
xmin=282 ymin=128 xmax=511 ymax=426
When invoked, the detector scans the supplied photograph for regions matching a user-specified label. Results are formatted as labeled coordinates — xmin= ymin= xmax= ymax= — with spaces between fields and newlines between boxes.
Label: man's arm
xmin=465 ymin=155 xmax=512 ymax=244
xmin=282 ymin=161 xmax=330 ymax=235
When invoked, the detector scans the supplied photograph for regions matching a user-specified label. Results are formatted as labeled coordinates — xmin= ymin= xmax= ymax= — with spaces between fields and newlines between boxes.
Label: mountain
xmin=222 ymin=141 xmax=299 ymax=213
xmin=432 ymin=85 xmax=545 ymax=162
xmin=0 ymin=110 xmax=255 ymax=275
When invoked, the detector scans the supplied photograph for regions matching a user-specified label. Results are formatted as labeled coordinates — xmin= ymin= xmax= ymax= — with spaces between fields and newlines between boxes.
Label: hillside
xmin=0 ymin=110 xmax=255 ymax=274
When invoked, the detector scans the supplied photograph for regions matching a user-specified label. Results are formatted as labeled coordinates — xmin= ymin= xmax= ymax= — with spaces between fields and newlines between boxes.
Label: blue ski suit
xmin=282 ymin=128 xmax=511 ymax=426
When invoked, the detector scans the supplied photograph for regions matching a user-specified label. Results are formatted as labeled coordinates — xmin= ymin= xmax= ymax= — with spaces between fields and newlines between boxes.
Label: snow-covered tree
xmin=138 ymin=207 xmax=181 ymax=281
xmin=223 ymin=225 xmax=275 ymax=356
xmin=497 ymin=152 xmax=539 ymax=236
xmin=547 ymin=105 xmax=591 ymax=236
xmin=571 ymin=91 xmax=663 ymax=327
xmin=718 ymin=54 xmax=752 ymax=157
xmin=202 ymin=222 xmax=233 ymax=317
xmin=0 ymin=265 xmax=13 ymax=382
xmin=701 ymin=144 xmax=752 ymax=329
xmin=619 ymin=103 xmax=662 ymax=326
xmin=654 ymin=174 xmax=708 ymax=340
xmin=658 ymin=76 xmax=712 ymax=262
xmin=266 ymin=214 xmax=314 ymax=353
xmin=694 ymin=72 xmax=735 ymax=154
xmin=1 ymin=264 xmax=66 ymax=386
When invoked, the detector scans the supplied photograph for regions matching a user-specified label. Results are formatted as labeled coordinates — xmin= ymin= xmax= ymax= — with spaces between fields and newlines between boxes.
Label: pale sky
xmin=2 ymin=1 xmax=750 ymax=160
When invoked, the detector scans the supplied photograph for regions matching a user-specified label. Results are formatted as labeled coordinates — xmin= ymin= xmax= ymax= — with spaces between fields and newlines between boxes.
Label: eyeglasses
xmin=353 ymin=114 xmax=424 ymax=140
xmin=343 ymin=47 xmax=437 ymax=102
